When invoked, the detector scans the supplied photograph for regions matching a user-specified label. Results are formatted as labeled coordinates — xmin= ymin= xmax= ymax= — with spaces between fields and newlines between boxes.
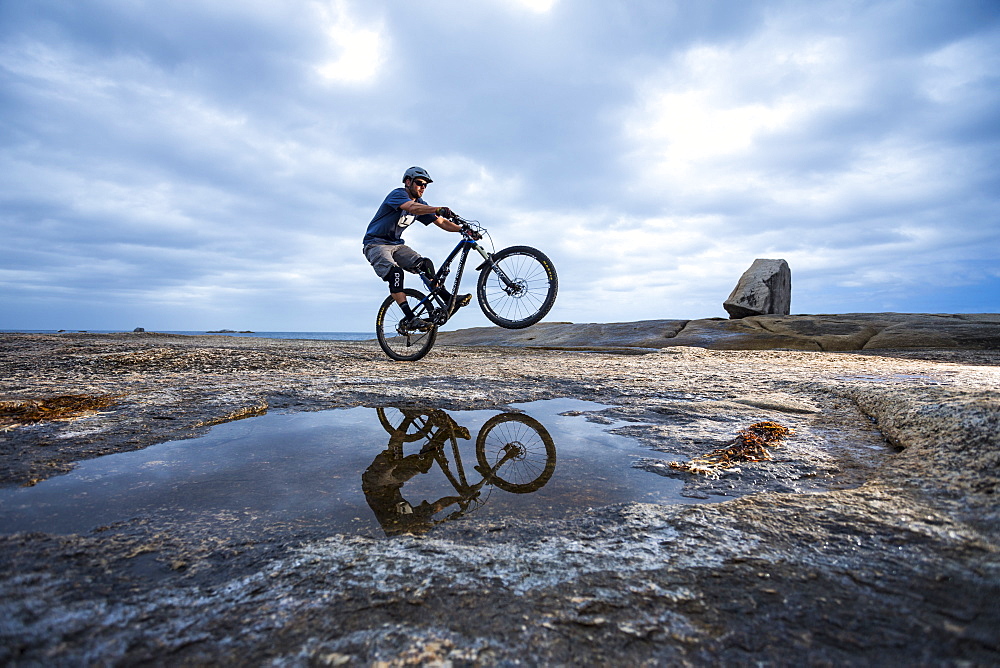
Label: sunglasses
xmin=413 ymin=180 xmax=429 ymax=187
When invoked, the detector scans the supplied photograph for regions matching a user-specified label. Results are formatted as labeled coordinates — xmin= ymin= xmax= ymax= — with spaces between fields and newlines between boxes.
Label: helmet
xmin=402 ymin=166 xmax=433 ymax=184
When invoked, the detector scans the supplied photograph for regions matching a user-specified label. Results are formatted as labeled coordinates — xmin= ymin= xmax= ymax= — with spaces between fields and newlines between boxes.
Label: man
xmin=363 ymin=166 xmax=472 ymax=330
xmin=361 ymin=409 xmax=470 ymax=536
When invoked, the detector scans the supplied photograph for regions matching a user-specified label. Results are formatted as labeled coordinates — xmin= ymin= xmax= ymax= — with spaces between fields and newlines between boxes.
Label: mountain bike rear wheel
xmin=376 ymin=288 xmax=437 ymax=361
xmin=476 ymin=246 xmax=558 ymax=329
xmin=476 ymin=413 xmax=556 ymax=493
xmin=376 ymin=407 xmax=435 ymax=441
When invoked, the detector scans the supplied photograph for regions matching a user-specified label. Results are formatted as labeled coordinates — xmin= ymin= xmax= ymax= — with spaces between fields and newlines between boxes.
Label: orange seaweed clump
xmin=0 ymin=394 xmax=120 ymax=430
xmin=668 ymin=421 xmax=793 ymax=479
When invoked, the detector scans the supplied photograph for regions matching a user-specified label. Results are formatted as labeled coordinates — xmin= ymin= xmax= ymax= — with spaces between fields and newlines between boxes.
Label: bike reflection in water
xmin=363 ymin=408 xmax=557 ymax=536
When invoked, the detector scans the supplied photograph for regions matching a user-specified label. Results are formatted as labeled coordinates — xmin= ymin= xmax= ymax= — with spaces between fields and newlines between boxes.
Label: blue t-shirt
xmin=363 ymin=188 xmax=436 ymax=246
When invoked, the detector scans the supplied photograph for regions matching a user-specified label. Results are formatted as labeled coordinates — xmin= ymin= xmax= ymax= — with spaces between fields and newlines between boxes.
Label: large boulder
xmin=724 ymin=259 xmax=791 ymax=319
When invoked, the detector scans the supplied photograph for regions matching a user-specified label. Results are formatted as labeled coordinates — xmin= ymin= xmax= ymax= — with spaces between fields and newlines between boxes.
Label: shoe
xmin=450 ymin=294 xmax=472 ymax=315
xmin=400 ymin=316 xmax=432 ymax=332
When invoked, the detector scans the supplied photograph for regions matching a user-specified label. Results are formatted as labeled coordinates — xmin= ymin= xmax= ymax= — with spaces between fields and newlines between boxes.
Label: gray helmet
xmin=402 ymin=166 xmax=433 ymax=184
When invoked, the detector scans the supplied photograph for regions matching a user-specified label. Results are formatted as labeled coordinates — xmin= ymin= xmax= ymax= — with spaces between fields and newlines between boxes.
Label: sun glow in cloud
xmin=630 ymin=89 xmax=797 ymax=172
xmin=623 ymin=42 xmax=837 ymax=183
xmin=314 ymin=0 xmax=384 ymax=83
xmin=509 ymin=0 xmax=558 ymax=12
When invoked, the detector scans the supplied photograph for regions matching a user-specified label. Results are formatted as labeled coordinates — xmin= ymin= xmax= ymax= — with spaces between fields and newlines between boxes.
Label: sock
xmin=399 ymin=302 xmax=415 ymax=319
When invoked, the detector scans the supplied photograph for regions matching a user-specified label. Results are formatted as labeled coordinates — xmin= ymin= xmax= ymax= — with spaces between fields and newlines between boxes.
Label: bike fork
xmin=474 ymin=246 xmax=520 ymax=294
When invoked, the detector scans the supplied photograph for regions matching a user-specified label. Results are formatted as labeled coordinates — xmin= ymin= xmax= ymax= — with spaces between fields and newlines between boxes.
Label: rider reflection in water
xmin=362 ymin=166 xmax=476 ymax=332
xmin=362 ymin=409 xmax=557 ymax=536
xmin=362 ymin=411 xmax=468 ymax=536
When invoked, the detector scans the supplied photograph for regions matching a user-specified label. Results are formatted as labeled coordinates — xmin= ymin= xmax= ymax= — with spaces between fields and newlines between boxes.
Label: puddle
xmin=0 ymin=399 xmax=712 ymax=538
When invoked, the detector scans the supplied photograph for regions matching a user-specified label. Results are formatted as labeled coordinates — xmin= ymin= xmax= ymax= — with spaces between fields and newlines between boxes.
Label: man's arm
xmin=400 ymin=200 xmax=462 ymax=232
xmin=399 ymin=200 xmax=439 ymax=216
xmin=433 ymin=217 xmax=462 ymax=233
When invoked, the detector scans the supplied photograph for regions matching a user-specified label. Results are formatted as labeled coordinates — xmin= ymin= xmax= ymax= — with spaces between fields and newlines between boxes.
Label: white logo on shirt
xmin=398 ymin=212 xmax=417 ymax=229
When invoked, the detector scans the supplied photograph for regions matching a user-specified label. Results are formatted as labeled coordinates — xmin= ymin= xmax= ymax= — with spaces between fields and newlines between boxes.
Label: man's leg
xmin=365 ymin=245 xmax=430 ymax=330
xmin=385 ymin=266 xmax=431 ymax=331
xmin=388 ymin=245 xmax=470 ymax=318
xmin=391 ymin=289 xmax=414 ymax=316
xmin=401 ymin=252 xmax=471 ymax=313
xmin=385 ymin=266 xmax=405 ymax=298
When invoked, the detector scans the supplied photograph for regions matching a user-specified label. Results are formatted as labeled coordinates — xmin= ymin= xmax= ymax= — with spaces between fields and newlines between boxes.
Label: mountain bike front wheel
xmin=376 ymin=288 xmax=437 ymax=361
xmin=477 ymin=245 xmax=558 ymax=329
xmin=476 ymin=413 xmax=557 ymax=493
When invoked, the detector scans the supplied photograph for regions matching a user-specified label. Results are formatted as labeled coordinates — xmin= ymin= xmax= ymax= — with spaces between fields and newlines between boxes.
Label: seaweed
xmin=194 ymin=401 xmax=268 ymax=428
xmin=669 ymin=421 xmax=793 ymax=479
xmin=0 ymin=394 xmax=120 ymax=430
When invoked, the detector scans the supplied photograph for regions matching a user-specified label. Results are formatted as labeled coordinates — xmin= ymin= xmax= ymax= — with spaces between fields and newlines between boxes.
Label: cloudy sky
xmin=2 ymin=0 xmax=998 ymax=332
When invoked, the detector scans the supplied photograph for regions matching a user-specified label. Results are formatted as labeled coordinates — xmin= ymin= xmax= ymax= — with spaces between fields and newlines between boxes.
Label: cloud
xmin=601 ymin=2 xmax=1000 ymax=316
xmin=1 ymin=0 xmax=998 ymax=331
xmin=314 ymin=0 xmax=385 ymax=84
xmin=507 ymin=0 xmax=559 ymax=14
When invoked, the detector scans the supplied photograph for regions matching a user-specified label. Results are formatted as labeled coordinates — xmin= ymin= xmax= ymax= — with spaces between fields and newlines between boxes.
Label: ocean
xmin=0 ymin=330 xmax=374 ymax=341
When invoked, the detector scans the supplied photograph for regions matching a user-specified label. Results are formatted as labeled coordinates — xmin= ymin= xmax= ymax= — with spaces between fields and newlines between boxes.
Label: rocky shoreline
xmin=1 ymin=323 xmax=998 ymax=664
xmin=436 ymin=312 xmax=1000 ymax=352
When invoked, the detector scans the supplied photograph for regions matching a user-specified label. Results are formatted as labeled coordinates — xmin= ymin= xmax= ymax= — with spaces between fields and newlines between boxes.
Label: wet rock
xmin=724 ymin=258 xmax=791 ymax=319
xmin=0 ymin=332 xmax=998 ymax=665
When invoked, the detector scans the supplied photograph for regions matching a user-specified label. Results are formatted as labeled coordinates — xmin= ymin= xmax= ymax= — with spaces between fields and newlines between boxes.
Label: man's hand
xmin=435 ymin=207 xmax=454 ymax=219
xmin=464 ymin=226 xmax=482 ymax=240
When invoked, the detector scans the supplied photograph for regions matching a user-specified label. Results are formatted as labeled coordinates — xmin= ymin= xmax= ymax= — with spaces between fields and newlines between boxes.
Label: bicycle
xmin=375 ymin=215 xmax=558 ymax=361
xmin=366 ymin=408 xmax=557 ymax=535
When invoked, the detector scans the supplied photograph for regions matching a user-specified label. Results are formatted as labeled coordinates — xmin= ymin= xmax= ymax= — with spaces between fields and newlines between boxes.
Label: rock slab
xmin=724 ymin=258 xmax=791 ymax=319
xmin=435 ymin=313 xmax=1000 ymax=351
xmin=0 ymin=334 xmax=998 ymax=665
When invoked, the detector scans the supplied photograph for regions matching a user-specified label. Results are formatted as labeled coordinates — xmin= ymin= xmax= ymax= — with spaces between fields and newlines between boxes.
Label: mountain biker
xmin=363 ymin=166 xmax=472 ymax=331
xmin=361 ymin=410 xmax=470 ymax=535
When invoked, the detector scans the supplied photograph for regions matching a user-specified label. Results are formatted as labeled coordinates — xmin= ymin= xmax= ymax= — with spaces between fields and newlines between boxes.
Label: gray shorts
xmin=363 ymin=243 xmax=424 ymax=280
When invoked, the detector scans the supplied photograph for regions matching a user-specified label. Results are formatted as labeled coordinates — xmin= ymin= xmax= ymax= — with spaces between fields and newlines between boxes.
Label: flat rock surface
xmin=0 ymin=331 xmax=998 ymax=665
xmin=436 ymin=312 xmax=1000 ymax=352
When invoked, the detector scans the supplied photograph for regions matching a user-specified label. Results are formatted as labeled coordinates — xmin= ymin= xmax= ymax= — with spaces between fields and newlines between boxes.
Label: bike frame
xmin=413 ymin=223 xmax=523 ymax=327
xmin=388 ymin=410 xmax=521 ymax=517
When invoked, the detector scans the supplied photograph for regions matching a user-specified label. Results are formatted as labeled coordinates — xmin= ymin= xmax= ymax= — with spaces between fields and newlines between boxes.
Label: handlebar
xmin=451 ymin=213 xmax=484 ymax=240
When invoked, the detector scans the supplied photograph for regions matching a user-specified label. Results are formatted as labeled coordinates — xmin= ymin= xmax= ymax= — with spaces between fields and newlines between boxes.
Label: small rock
xmin=724 ymin=259 xmax=791 ymax=319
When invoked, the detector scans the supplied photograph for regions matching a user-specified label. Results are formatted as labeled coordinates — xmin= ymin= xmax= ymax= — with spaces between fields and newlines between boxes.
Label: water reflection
xmin=364 ymin=409 xmax=556 ymax=535
xmin=0 ymin=399 xmax=693 ymax=539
